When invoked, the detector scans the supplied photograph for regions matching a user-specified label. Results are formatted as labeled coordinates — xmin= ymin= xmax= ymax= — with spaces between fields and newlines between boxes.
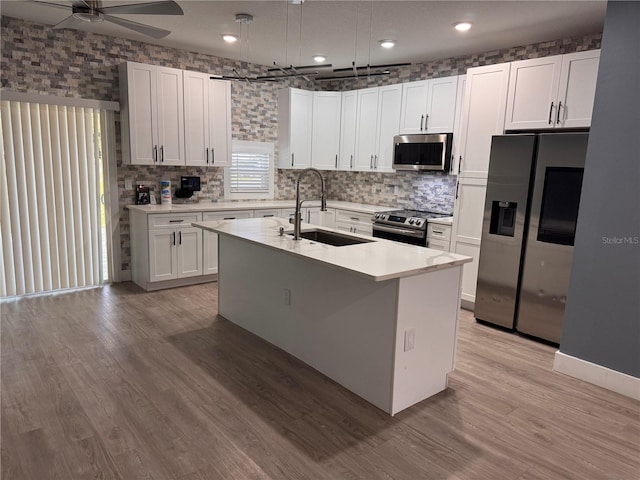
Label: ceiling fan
xmin=29 ymin=0 xmax=184 ymax=39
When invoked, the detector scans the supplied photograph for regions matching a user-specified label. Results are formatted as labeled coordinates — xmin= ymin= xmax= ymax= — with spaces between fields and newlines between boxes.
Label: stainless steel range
xmin=372 ymin=209 xmax=452 ymax=246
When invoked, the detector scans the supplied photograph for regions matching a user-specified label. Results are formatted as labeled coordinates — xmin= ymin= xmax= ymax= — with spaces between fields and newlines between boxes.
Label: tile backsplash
xmin=1 ymin=15 xmax=601 ymax=274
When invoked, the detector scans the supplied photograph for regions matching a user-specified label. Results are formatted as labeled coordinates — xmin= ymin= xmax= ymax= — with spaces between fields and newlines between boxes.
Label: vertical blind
xmin=228 ymin=149 xmax=271 ymax=193
xmin=0 ymin=100 xmax=106 ymax=297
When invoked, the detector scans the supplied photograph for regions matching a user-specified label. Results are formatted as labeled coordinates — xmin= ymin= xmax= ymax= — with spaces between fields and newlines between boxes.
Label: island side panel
xmin=218 ymin=235 xmax=399 ymax=414
xmin=391 ymin=265 xmax=464 ymax=415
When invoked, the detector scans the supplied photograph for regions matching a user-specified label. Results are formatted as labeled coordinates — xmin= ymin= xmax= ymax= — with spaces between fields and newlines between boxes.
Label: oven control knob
xmin=415 ymin=219 xmax=422 ymax=226
xmin=408 ymin=219 xmax=414 ymax=225
xmin=374 ymin=213 xmax=379 ymax=219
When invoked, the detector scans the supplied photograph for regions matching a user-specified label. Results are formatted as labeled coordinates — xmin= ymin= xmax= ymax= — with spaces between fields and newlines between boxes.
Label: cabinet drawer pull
xmin=223 ymin=217 xmax=236 ymax=220
xmin=263 ymin=214 xmax=275 ymax=217
xmin=169 ymin=219 xmax=184 ymax=223
xmin=548 ymin=102 xmax=554 ymax=125
xmin=433 ymin=230 xmax=444 ymax=235
xmin=350 ymin=217 xmax=359 ymax=221
xmin=179 ymin=231 xmax=182 ymax=245
xmin=172 ymin=232 xmax=176 ymax=245
xmin=206 ymin=147 xmax=209 ymax=164
xmin=556 ymin=101 xmax=563 ymax=125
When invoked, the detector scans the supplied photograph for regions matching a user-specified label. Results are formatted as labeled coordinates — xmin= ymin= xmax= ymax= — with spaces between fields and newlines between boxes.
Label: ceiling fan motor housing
xmin=72 ymin=5 xmax=105 ymax=23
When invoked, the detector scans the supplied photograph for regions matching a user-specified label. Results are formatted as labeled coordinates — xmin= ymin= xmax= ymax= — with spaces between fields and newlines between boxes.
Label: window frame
xmin=224 ymin=140 xmax=275 ymax=200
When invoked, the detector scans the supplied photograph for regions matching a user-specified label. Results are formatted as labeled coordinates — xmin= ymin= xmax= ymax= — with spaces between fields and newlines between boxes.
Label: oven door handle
xmin=373 ymin=224 xmax=425 ymax=238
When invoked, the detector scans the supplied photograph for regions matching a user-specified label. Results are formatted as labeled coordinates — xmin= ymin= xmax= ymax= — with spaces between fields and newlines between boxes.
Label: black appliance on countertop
xmin=372 ymin=209 xmax=452 ymax=246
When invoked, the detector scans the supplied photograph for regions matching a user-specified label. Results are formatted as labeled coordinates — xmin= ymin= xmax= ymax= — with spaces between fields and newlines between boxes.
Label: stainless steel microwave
xmin=392 ymin=133 xmax=453 ymax=171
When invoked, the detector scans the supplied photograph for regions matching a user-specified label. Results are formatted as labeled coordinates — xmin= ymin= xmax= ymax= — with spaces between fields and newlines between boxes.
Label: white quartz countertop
xmin=193 ymin=217 xmax=471 ymax=282
xmin=127 ymin=200 xmax=397 ymax=215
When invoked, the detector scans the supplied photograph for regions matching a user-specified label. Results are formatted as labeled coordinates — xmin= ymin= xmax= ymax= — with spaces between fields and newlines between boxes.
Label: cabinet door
xmin=450 ymin=75 xmax=466 ymax=175
xmin=202 ymin=210 xmax=253 ymax=275
xmin=149 ymin=229 xmax=177 ymax=282
xmin=209 ymin=80 xmax=232 ymax=167
xmin=311 ymin=91 xmax=341 ymax=170
xmin=177 ymin=227 xmax=202 ymax=278
xmin=126 ymin=62 xmax=157 ymax=165
xmin=450 ymin=178 xmax=487 ymax=305
xmin=354 ymin=87 xmax=380 ymax=171
xmin=375 ymin=85 xmax=402 ymax=172
xmin=399 ymin=80 xmax=429 ymax=134
xmin=557 ymin=50 xmax=600 ymax=128
xmin=504 ymin=56 xmax=562 ymax=130
xmin=459 ymin=63 xmax=510 ymax=179
xmin=183 ymin=70 xmax=209 ymax=167
xmin=339 ymin=90 xmax=358 ymax=170
xmin=155 ymin=66 xmax=185 ymax=166
xmin=426 ymin=76 xmax=459 ymax=133
xmin=290 ymin=89 xmax=313 ymax=168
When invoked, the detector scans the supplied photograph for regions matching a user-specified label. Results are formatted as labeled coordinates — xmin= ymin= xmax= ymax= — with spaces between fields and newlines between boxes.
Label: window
xmin=224 ymin=140 xmax=274 ymax=200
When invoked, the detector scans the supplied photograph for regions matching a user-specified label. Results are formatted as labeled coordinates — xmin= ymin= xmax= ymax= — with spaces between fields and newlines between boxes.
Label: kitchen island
xmin=193 ymin=217 xmax=471 ymax=415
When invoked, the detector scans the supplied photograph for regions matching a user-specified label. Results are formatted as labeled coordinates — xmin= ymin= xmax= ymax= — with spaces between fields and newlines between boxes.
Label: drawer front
xmin=203 ymin=210 xmax=254 ymax=221
xmin=335 ymin=220 xmax=372 ymax=236
xmin=427 ymin=223 xmax=452 ymax=241
xmin=427 ymin=238 xmax=450 ymax=251
xmin=148 ymin=213 xmax=201 ymax=229
xmin=254 ymin=209 xmax=280 ymax=218
xmin=335 ymin=210 xmax=372 ymax=225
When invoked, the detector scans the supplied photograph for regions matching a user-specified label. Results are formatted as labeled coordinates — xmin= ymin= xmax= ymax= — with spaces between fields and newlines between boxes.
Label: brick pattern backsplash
xmin=1 ymin=15 xmax=601 ymax=273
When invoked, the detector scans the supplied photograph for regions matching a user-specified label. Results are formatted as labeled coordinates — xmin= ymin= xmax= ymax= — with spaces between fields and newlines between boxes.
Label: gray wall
xmin=561 ymin=1 xmax=640 ymax=378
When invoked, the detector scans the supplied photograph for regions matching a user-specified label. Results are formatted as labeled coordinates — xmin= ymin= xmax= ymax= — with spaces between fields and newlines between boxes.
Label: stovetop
xmin=372 ymin=209 xmax=453 ymax=230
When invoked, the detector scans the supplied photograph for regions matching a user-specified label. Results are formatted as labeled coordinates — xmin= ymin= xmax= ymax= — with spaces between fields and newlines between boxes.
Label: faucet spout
xmin=292 ymin=167 xmax=327 ymax=240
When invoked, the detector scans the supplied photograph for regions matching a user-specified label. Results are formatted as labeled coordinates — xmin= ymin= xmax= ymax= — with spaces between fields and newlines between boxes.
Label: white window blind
xmin=225 ymin=141 xmax=274 ymax=200
xmin=0 ymin=100 xmax=109 ymax=297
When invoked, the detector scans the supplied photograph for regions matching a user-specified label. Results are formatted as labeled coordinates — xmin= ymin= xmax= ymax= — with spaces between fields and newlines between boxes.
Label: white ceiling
xmin=1 ymin=1 xmax=606 ymax=69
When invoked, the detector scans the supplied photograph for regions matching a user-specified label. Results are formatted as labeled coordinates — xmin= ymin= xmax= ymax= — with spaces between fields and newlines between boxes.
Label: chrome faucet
xmin=291 ymin=167 xmax=327 ymax=240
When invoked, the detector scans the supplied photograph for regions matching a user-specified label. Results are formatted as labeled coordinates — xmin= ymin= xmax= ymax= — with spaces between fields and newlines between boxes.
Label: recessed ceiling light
xmin=454 ymin=22 xmax=472 ymax=32
xmin=313 ymin=55 xmax=326 ymax=63
xmin=379 ymin=40 xmax=395 ymax=49
xmin=222 ymin=34 xmax=238 ymax=43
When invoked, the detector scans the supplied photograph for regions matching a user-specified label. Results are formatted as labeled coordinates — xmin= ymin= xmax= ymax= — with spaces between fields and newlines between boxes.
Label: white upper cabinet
xmin=311 ymin=91 xmax=342 ymax=170
xmin=183 ymin=72 xmax=231 ymax=167
xmin=557 ymin=50 xmax=601 ymax=128
xmin=375 ymin=84 xmax=402 ymax=172
xmin=354 ymin=87 xmax=381 ymax=171
xmin=278 ymin=88 xmax=313 ymax=169
xmin=121 ymin=61 xmax=185 ymax=165
xmin=505 ymin=50 xmax=600 ymax=130
xmin=399 ymin=76 xmax=459 ymax=134
xmin=339 ymin=90 xmax=358 ymax=170
xmin=458 ymin=63 xmax=511 ymax=179
xmin=354 ymin=85 xmax=402 ymax=172
xmin=450 ymin=74 xmax=467 ymax=175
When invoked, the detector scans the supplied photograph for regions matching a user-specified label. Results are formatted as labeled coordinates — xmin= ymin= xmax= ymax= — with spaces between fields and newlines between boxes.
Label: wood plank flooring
xmin=2 ymin=282 xmax=639 ymax=480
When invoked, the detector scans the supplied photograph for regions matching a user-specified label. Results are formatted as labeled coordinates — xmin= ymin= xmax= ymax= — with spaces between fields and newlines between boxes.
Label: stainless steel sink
xmin=286 ymin=229 xmax=374 ymax=247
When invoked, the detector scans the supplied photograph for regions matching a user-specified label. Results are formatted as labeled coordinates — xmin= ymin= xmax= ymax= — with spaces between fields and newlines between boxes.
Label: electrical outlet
xmin=284 ymin=288 xmax=291 ymax=306
xmin=125 ymin=178 xmax=133 ymax=190
xmin=404 ymin=328 xmax=415 ymax=352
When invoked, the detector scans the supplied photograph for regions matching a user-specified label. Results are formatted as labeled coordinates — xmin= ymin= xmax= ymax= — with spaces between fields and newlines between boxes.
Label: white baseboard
xmin=553 ymin=351 xmax=640 ymax=400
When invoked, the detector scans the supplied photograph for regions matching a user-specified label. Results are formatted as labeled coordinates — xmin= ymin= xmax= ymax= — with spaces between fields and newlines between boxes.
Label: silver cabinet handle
xmin=350 ymin=217 xmax=359 ymax=221
xmin=455 ymin=181 xmax=460 ymax=199
xmin=153 ymin=145 xmax=158 ymax=163
xmin=291 ymin=153 xmax=294 ymax=167
xmin=335 ymin=154 xmax=338 ymax=169
xmin=350 ymin=154 xmax=353 ymax=169
xmin=179 ymin=231 xmax=182 ymax=245
xmin=425 ymin=114 xmax=429 ymax=131
xmin=160 ymin=145 xmax=164 ymax=163
xmin=211 ymin=147 xmax=214 ymax=165
xmin=206 ymin=147 xmax=209 ymax=164
xmin=420 ymin=114 xmax=424 ymax=131
xmin=556 ymin=101 xmax=563 ymax=125
xmin=433 ymin=230 xmax=444 ymax=235
xmin=172 ymin=232 xmax=176 ymax=245
xmin=223 ymin=217 xmax=236 ymax=220
xmin=374 ymin=155 xmax=378 ymax=169
xmin=370 ymin=155 xmax=374 ymax=169
xmin=169 ymin=219 xmax=184 ymax=223
xmin=548 ymin=102 xmax=555 ymax=125
xmin=458 ymin=155 xmax=463 ymax=173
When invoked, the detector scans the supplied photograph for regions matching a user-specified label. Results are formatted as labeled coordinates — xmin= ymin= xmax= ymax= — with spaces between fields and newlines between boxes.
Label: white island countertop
xmin=193 ymin=217 xmax=471 ymax=282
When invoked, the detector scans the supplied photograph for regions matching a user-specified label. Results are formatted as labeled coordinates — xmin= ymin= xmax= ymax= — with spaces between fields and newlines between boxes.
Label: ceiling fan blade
xmin=28 ymin=0 xmax=73 ymax=11
xmin=52 ymin=14 xmax=87 ymax=29
xmin=103 ymin=14 xmax=171 ymax=38
xmin=100 ymin=1 xmax=183 ymax=15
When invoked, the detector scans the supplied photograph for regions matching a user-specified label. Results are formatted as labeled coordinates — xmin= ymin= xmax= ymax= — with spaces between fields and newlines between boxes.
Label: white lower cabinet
xmin=203 ymin=210 xmax=254 ymax=275
xmin=308 ymin=207 xmax=336 ymax=228
xmin=334 ymin=209 xmax=373 ymax=236
xmin=426 ymin=223 xmax=452 ymax=251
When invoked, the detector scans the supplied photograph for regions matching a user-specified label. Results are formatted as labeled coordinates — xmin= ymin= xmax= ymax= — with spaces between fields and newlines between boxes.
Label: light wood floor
xmin=1 ymin=282 xmax=638 ymax=480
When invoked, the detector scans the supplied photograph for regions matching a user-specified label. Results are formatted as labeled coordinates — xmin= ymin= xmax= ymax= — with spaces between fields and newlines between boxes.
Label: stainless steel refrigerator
xmin=475 ymin=133 xmax=588 ymax=343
